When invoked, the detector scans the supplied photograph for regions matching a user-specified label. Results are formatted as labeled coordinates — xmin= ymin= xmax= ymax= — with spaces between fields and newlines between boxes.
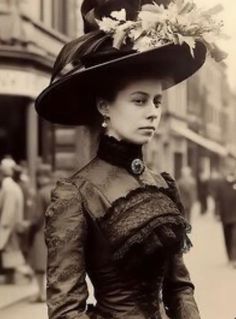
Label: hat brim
xmin=35 ymin=42 xmax=206 ymax=125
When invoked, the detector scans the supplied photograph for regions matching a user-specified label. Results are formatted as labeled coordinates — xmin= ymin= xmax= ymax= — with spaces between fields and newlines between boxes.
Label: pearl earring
xmin=102 ymin=116 xmax=109 ymax=128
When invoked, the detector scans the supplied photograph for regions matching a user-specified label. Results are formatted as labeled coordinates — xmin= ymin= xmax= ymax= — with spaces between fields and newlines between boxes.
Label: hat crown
xmin=81 ymin=0 xmax=172 ymax=33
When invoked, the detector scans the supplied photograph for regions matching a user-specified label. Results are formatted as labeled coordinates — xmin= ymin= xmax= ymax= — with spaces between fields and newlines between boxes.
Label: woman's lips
xmin=139 ymin=126 xmax=156 ymax=131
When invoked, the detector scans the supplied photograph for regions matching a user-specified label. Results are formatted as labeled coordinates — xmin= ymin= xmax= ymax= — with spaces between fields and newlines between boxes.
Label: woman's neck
xmin=97 ymin=134 xmax=145 ymax=175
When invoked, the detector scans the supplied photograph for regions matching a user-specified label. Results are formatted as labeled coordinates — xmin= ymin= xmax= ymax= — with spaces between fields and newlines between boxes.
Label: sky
xmin=197 ymin=0 xmax=236 ymax=91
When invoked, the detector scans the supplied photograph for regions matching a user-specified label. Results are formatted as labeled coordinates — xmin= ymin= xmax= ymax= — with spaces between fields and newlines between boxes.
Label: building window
xmin=39 ymin=0 xmax=75 ymax=36
xmin=40 ymin=0 xmax=44 ymax=21
xmin=40 ymin=0 xmax=53 ymax=28
xmin=52 ymin=0 xmax=68 ymax=35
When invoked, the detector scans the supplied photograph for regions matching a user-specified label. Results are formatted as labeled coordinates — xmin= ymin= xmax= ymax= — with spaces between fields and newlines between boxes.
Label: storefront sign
xmin=0 ymin=68 xmax=49 ymax=98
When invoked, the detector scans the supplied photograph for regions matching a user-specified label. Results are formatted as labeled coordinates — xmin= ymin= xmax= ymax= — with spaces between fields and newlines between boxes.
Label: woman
xmin=35 ymin=0 xmax=225 ymax=318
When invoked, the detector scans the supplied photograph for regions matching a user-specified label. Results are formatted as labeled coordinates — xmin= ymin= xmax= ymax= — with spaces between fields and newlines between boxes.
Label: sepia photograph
xmin=0 ymin=1 xmax=236 ymax=318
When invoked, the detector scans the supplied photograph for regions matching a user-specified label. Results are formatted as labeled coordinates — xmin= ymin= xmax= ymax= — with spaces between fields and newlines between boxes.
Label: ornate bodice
xmin=44 ymin=135 xmax=200 ymax=319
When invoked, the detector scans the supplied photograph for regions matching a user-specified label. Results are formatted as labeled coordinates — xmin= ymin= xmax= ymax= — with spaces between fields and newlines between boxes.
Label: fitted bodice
xmin=45 ymin=135 xmax=200 ymax=319
xmin=86 ymin=211 xmax=167 ymax=319
xmin=62 ymin=156 xmax=190 ymax=319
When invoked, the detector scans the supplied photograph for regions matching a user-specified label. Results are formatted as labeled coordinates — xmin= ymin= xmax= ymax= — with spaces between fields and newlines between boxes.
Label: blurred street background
xmin=1 ymin=0 xmax=236 ymax=318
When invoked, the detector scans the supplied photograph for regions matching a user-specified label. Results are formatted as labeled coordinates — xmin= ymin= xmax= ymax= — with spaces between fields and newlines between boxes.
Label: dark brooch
xmin=130 ymin=158 xmax=145 ymax=175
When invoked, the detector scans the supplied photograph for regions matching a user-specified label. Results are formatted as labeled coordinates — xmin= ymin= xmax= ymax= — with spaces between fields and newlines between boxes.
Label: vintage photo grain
xmin=0 ymin=1 xmax=236 ymax=319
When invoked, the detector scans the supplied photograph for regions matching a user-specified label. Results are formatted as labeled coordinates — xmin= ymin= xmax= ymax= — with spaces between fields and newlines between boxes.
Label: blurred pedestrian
xmin=216 ymin=156 xmax=236 ymax=268
xmin=28 ymin=163 xmax=54 ymax=302
xmin=11 ymin=164 xmax=37 ymax=281
xmin=13 ymin=165 xmax=36 ymax=260
xmin=178 ymin=166 xmax=197 ymax=223
xmin=197 ymin=171 xmax=209 ymax=215
xmin=0 ymin=158 xmax=26 ymax=284
xmin=208 ymin=169 xmax=222 ymax=219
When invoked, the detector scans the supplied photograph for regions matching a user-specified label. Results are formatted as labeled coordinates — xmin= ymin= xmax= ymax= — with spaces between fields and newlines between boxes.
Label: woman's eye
xmin=133 ymin=99 xmax=146 ymax=105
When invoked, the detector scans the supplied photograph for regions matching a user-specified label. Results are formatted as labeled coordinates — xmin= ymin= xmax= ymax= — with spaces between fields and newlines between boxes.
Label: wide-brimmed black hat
xmin=35 ymin=0 xmax=225 ymax=125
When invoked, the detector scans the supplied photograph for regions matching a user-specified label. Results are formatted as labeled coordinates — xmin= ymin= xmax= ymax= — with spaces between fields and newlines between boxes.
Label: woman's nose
xmin=146 ymin=102 xmax=158 ymax=120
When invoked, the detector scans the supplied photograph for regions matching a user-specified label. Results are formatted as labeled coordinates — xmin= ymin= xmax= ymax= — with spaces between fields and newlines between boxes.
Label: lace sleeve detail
xmin=45 ymin=179 xmax=90 ymax=319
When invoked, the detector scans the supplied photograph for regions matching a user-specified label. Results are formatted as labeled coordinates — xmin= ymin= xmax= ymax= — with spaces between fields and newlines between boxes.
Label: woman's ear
xmin=96 ymin=97 xmax=109 ymax=117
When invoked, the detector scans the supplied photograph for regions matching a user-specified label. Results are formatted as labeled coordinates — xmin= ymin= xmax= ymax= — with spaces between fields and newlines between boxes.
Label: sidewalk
xmin=0 ymin=276 xmax=38 ymax=310
xmin=185 ymin=209 xmax=236 ymax=319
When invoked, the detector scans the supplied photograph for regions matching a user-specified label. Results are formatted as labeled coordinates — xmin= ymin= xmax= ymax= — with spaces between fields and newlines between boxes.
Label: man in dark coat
xmin=216 ymin=155 xmax=236 ymax=268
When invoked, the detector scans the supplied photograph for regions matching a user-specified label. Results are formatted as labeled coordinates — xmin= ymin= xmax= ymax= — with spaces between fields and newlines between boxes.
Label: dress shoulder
xmin=146 ymin=168 xmax=169 ymax=189
xmin=51 ymin=177 xmax=81 ymax=200
xmin=45 ymin=177 xmax=87 ymax=237
xmin=146 ymin=169 xmax=182 ymax=208
xmin=160 ymin=172 xmax=185 ymax=214
xmin=45 ymin=178 xmax=89 ymax=232
xmin=45 ymin=177 xmax=87 ymax=220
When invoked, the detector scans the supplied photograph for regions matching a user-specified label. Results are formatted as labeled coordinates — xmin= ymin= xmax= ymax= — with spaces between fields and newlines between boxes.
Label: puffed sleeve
xmin=162 ymin=253 xmax=201 ymax=319
xmin=45 ymin=179 xmax=90 ymax=319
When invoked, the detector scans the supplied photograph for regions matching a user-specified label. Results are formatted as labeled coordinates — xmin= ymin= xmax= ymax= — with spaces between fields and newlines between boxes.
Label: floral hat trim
xmin=96 ymin=0 xmax=227 ymax=62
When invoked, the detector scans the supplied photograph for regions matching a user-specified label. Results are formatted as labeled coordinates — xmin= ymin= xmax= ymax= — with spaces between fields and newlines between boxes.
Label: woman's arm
xmin=162 ymin=253 xmax=201 ymax=319
xmin=159 ymin=172 xmax=200 ymax=318
xmin=45 ymin=179 xmax=90 ymax=319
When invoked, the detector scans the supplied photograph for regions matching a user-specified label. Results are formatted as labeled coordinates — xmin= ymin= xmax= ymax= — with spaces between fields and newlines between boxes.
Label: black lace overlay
xmin=98 ymin=183 xmax=192 ymax=273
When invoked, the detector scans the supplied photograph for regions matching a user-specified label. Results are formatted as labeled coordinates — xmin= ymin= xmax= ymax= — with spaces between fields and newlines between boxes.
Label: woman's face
xmin=98 ymin=78 xmax=163 ymax=145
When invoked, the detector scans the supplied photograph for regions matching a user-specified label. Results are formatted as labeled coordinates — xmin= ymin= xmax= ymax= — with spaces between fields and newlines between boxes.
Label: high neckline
xmin=97 ymin=135 xmax=145 ymax=175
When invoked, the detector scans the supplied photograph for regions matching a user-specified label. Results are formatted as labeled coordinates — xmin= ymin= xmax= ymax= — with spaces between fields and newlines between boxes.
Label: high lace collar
xmin=97 ymin=134 xmax=145 ymax=175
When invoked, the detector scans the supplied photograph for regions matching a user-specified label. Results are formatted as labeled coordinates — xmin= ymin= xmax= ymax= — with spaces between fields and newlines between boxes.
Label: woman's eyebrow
xmin=130 ymin=92 xmax=162 ymax=99
xmin=130 ymin=91 xmax=148 ymax=96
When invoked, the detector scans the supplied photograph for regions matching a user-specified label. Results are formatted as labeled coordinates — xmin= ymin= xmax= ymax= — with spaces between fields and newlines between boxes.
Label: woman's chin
xmin=128 ymin=135 xmax=153 ymax=145
xmin=112 ymin=131 xmax=154 ymax=145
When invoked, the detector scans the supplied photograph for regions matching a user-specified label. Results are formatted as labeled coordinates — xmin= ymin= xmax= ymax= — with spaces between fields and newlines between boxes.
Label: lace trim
xmin=97 ymin=181 xmax=192 ymax=264
xmin=100 ymin=184 xmax=176 ymax=223
xmin=113 ymin=214 xmax=191 ymax=261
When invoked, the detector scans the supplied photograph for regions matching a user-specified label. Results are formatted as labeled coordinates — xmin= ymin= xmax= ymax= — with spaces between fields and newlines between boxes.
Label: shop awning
xmin=172 ymin=124 xmax=228 ymax=156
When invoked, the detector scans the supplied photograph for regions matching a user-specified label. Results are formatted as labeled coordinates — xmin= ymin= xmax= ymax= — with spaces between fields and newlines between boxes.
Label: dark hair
xmin=95 ymin=65 xmax=171 ymax=103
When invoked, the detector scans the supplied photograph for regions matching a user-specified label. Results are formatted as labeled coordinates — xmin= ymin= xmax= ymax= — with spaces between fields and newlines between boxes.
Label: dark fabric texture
xmin=45 ymin=137 xmax=200 ymax=319
xmin=97 ymin=135 xmax=143 ymax=175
